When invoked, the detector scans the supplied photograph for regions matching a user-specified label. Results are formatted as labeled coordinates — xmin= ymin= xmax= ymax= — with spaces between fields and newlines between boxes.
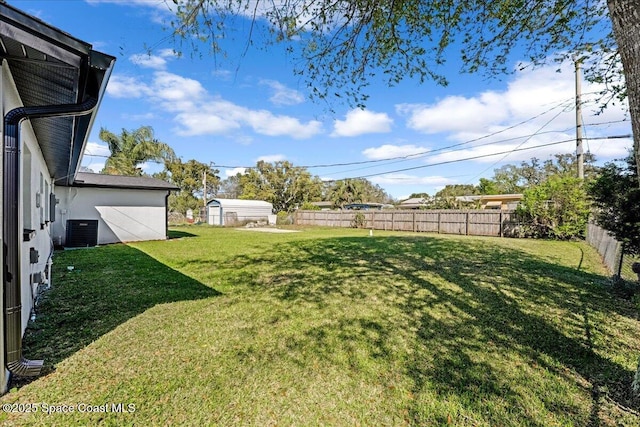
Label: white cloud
xmin=397 ymin=93 xmax=508 ymax=134
xmin=130 ymin=53 xmax=167 ymax=70
xmin=83 ymin=162 xmax=105 ymax=173
xmin=362 ymin=144 xmax=429 ymax=160
xmin=129 ymin=49 xmax=176 ymax=70
xmin=174 ymin=111 xmax=241 ymax=135
xmin=396 ymin=62 xmax=629 ymax=136
xmin=394 ymin=61 xmax=631 ymax=165
xmin=260 ymin=79 xmax=304 ymax=106
xmin=332 ymin=109 xmax=393 ymax=137
xmin=105 ymin=75 xmax=152 ymax=98
xmin=153 ymin=71 xmax=206 ymax=108
xmin=81 ymin=142 xmax=111 ymax=173
xmin=107 ymin=70 xmax=322 ymax=139
xmin=224 ymin=167 xmax=247 ymax=178
xmin=83 ymin=141 xmax=111 ymax=158
xmin=257 ymin=154 xmax=287 ymax=163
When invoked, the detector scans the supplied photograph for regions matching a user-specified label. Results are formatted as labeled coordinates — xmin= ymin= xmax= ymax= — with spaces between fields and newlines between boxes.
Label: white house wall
xmin=54 ymin=187 xmax=168 ymax=245
xmin=1 ymin=61 xmax=57 ymax=392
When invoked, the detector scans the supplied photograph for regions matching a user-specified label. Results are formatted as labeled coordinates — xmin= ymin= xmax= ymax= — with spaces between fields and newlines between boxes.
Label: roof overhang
xmin=68 ymin=172 xmax=179 ymax=191
xmin=0 ymin=2 xmax=115 ymax=185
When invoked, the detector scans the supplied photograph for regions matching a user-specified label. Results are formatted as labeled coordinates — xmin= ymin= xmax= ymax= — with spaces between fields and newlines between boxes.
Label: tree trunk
xmin=608 ymin=0 xmax=640 ymax=186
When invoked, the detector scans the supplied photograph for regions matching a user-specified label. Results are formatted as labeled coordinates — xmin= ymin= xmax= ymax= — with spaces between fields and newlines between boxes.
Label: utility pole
xmin=203 ymin=170 xmax=208 ymax=207
xmin=575 ymin=59 xmax=584 ymax=180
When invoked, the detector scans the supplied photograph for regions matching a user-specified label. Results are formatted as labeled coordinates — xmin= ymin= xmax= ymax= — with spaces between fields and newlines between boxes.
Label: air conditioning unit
xmin=65 ymin=220 xmax=98 ymax=248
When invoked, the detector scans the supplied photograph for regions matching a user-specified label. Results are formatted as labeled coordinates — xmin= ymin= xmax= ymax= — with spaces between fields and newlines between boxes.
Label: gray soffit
xmin=0 ymin=2 xmax=115 ymax=186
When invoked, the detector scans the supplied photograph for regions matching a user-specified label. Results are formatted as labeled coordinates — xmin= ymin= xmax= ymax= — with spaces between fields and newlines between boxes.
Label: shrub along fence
xmin=294 ymin=209 xmax=520 ymax=237
xmin=586 ymin=221 xmax=639 ymax=282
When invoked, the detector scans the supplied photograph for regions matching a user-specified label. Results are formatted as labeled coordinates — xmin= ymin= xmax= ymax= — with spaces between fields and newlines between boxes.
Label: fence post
xmin=465 ymin=212 xmax=470 ymax=235
xmin=437 ymin=212 xmax=441 ymax=234
xmin=499 ymin=211 xmax=503 ymax=237
xmin=413 ymin=211 xmax=416 ymax=233
xmin=615 ymin=248 xmax=624 ymax=279
xmin=391 ymin=212 xmax=394 ymax=231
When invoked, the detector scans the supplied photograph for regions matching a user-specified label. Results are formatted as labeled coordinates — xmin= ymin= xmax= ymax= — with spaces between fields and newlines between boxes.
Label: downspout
xmin=165 ymin=192 xmax=170 ymax=238
xmin=3 ymin=97 xmax=97 ymax=377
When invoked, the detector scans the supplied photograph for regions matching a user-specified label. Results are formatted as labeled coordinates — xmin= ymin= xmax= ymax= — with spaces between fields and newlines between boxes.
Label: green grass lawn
xmin=1 ymin=226 xmax=639 ymax=426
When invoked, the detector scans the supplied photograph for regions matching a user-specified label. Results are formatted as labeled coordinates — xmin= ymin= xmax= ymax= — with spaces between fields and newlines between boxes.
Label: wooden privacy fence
xmin=586 ymin=221 xmax=623 ymax=276
xmin=585 ymin=221 xmax=640 ymax=283
xmin=295 ymin=209 xmax=520 ymax=237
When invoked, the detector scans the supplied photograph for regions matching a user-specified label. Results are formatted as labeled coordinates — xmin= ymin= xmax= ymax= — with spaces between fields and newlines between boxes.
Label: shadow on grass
xmin=167 ymin=229 xmax=198 ymax=239
xmin=15 ymin=244 xmax=219 ymax=388
xmin=224 ymin=235 xmax=639 ymax=425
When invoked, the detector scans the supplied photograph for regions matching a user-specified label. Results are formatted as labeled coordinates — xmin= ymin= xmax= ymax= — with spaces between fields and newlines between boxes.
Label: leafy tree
xmin=588 ymin=153 xmax=640 ymax=255
xmin=169 ymin=0 xmax=640 ymax=184
xmin=326 ymin=178 xmax=393 ymax=208
xmin=490 ymin=164 xmax=526 ymax=194
xmin=430 ymin=184 xmax=478 ymax=209
xmin=542 ymin=153 xmax=600 ymax=181
xmin=100 ymin=126 xmax=175 ymax=176
xmin=516 ymin=176 xmax=590 ymax=240
xmin=408 ymin=192 xmax=430 ymax=199
xmin=219 ymin=173 xmax=243 ymax=198
xmin=477 ymin=178 xmax=500 ymax=195
xmin=239 ymin=160 xmax=323 ymax=212
xmin=156 ymin=159 xmax=221 ymax=214
xmin=299 ymin=201 xmax=321 ymax=211
xmin=484 ymin=153 xmax=599 ymax=194
xmin=435 ymin=185 xmax=478 ymax=198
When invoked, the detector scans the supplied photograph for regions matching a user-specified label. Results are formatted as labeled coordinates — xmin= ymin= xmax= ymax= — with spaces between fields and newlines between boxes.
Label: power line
xmin=463 ymin=105 xmax=568 ymax=185
xmin=326 ymin=138 xmax=578 ymax=182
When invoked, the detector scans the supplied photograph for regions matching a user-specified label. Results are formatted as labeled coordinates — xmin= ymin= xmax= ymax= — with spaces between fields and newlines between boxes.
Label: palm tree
xmin=100 ymin=126 xmax=176 ymax=176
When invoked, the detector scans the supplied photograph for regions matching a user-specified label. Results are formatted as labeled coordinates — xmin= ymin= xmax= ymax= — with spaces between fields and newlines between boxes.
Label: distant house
xmin=0 ymin=3 xmax=114 ymax=390
xmin=398 ymin=197 xmax=430 ymax=209
xmin=343 ymin=202 xmax=393 ymax=210
xmin=308 ymin=201 xmax=334 ymax=210
xmin=206 ymin=198 xmax=275 ymax=226
xmin=478 ymin=194 xmax=523 ymax=210
xmin=53 ymin=173 xmax=179 ymax=247
xmin=455 ymin=194 xmax=523 ymax=210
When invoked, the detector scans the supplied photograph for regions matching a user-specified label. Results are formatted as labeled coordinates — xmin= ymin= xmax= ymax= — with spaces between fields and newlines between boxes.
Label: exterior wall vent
xmin=65 ymin=220 xmax=98 ymax=248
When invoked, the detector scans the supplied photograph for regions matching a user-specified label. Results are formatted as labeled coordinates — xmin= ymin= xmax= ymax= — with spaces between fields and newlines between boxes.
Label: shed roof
xmin=479 ymin=194 xmax=523 ymax=201
xmin=207 ymin=198 xmax=272 ymax=208
xmin=68 ymin=172 xmax=179 ymax=191
xmin=400 ymin=197 xmax=427 ymax=205
xmin=0 ymin=2 xmax=115 ymax=185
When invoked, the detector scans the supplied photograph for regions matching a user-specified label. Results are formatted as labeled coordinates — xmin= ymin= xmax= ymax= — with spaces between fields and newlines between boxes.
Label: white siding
xmin=54 ymin=187 xmax=168 ymax=245
xmin=207 ymin=199 xmax=273 ymax=225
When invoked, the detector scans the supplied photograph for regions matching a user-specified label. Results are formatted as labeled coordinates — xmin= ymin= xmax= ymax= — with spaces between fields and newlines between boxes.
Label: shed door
xmin=208 ymin=207 xmax=221 ymax=225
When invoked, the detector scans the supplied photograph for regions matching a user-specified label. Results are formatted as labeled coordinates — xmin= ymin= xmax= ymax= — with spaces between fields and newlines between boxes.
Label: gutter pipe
xmin=3 ymin=96 xmax=97 ymax=377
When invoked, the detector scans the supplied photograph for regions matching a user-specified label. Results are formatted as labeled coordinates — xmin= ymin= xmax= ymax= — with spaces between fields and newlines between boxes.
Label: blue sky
xmin=13 ymin=0 xmax=633 ymax=199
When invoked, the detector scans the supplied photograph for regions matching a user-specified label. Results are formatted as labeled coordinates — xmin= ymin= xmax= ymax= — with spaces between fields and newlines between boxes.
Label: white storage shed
xmin=207 ymin=198 xmax=274 ymax=226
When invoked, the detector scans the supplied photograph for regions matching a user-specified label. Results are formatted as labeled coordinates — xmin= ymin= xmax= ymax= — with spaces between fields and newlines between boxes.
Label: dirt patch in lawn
xmin=236 ymin=227 xmax=300 ymax=233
